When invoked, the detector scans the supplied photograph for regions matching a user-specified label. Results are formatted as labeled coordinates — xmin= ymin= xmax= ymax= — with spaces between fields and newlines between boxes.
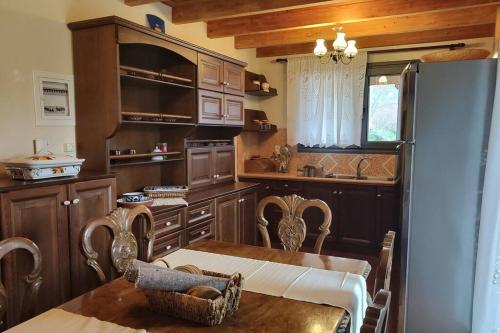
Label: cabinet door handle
xmin=283 ymin=184 xmax=289 ymax=188
xmin=72 ymin=198 xmax=80 ymax=205
xmin=63 ymin=200 xmax=71 ymax=206
xmin=338 ymin=191 xmax=343 ymax=195
xmin=200 ymin=230 xmax=206 ymax=236
xmin=238 ymin=198 xmax=245 ymax=203
xmin=377 ymin=194 xmax=382 ymax=198
xmin=200 ymin=210 xmax=206 ymax=215
xmin=265 ymin=186 xmax=270 ymax=190
xmin=165 ymin=245 xmax=172 ymax=251
xmin=166 ymin=221 xmax=172 ymax=227
xmin=333 ymin=191 xmax=338 ymax=195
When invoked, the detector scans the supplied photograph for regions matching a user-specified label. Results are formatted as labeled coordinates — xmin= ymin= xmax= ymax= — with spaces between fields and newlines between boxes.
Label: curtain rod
xmin=274 ymin=43 xmax=466 ymax=63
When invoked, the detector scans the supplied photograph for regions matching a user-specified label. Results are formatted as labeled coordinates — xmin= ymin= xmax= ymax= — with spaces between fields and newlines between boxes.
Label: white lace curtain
xmin=286 ymin=53 xmax=367 ymax=147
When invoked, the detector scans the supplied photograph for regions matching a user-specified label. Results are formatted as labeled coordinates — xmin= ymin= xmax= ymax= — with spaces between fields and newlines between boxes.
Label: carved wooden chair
xmin=81 ymin=206 xmax=155 ymax=283
xmin=374 ymin=231 xmax=396 ymax=296
xmin=361 ymin=289 xmax=391 ymax=333
xmin=0 ymin=237 xmax=42 ymax=327
xmin=257 ymin=194 xmax=332 ymax=254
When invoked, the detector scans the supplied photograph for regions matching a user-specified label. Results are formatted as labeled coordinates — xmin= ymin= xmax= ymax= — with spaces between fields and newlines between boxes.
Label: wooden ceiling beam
xmin=235 ymin=6 xmax=497 ymax=49
xmin=208 ymin=0 xmax=500 ymax=38
xmin=256 ymin=24 xmax=496 ymax=57
xmin=124 ymin=0 xmax=159 ymax=6
xmin=171 ymin=0 xmax=337 ymax=24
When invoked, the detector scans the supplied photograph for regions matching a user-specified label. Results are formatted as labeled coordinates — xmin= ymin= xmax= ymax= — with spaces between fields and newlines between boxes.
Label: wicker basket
xmin=143 ymin=186 xmax=188 ymax=199
xmin=143 ymin=270 xmax=243 ymax=326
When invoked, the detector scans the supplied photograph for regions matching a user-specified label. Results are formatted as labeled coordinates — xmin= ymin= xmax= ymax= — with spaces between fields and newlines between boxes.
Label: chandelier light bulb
xmin=314 ymin=39 xmax=328 ymax=57
xmin=332 ymin=32 xmax=347 ymax=52
xmin=344 ymin=40 xmax=358 ymax=58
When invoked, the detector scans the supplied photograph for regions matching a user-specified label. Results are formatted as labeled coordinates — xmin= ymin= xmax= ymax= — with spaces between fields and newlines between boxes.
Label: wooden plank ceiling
xmin=126 ymin=0 xmax=500 ymax=57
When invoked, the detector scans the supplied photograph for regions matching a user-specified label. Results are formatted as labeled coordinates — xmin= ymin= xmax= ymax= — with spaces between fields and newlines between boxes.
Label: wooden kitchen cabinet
xmin=68 ymin=179 xmax=116 ymax=297
xmin=334 ymin=185 xmax=378 ymax=252
xmin=198 ymin=53 xmax=224 ymax=92
xmin=1 ymin=185 xmax=70 ymax=328
xmin=240 ymin=178 xmax=400 ymax=253
xmin=187 ymin=146 xmax=235 ymax=190
xmin=0 ymin=175 xmax=116 ymax=327
xmin=239 ymin=189 xmax=258 ymax=245
xmin=215 ymin=194 xmax=240 ymax=243
xmin=198 ymin=90 xmax=225 ymax=125
xmin=223 ymin=62 xmax=245 ymax=96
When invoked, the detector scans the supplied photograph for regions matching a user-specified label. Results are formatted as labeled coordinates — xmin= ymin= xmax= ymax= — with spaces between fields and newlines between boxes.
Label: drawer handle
xmin=166 ymin=221 xmax=172 ymax=227
xmin=265 ymin=185 xmax=270 ymax=190
xmin=333 ymin=191 xmax=338 ymax=195
xmin=166 ymin=245 xmax=172 ymax=250
xmin=283 ymin=184 xmax=289 ymax=188
xmin=200 ymin=210 xmax=206 ymax=215
xmin=338 ymin=191 xmax=343 ymax=195
xmin=238 ymin=198 xmax=245 ymax=203
xmin=200 ymin=230 xmax=206 ymax=236
xmin=72 ymin=198 xmax=80 ymax=205
xmin=63 ymin=200 xmax=71 ymax=206
xmin=377 ymin=194 xmax=383 ymax=198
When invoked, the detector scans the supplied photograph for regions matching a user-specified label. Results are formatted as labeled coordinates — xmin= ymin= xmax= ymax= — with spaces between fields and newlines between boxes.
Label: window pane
xmin=368 ymin=75 xmax=400 ymax=142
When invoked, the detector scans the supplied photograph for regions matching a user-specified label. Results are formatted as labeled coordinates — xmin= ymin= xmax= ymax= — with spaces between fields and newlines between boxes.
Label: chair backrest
xmin=0 ymin=237 xmax=42 ymax=326
xmin=361 ymin=289 xmax=391 ymax=333
xmin=257 ymin=194 xmax=332 ymax=254
xmin=374 ymin=231 xmax=396 ymax=295
xmin=81 ymin=206 xmax=155 ymax=283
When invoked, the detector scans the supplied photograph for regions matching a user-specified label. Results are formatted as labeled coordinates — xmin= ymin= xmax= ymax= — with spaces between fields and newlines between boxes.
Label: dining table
xmin=58 ymin=240 xmax=371 ymax=333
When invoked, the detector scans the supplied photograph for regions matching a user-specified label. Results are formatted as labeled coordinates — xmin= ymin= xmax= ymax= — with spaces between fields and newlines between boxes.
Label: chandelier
xmin=313 ymin=27 xmax=358 ymax=64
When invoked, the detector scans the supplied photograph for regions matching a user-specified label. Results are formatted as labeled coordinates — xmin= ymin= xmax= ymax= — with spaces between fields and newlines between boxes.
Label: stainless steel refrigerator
xmin=398 ymin=59 xmax=497 ymax=332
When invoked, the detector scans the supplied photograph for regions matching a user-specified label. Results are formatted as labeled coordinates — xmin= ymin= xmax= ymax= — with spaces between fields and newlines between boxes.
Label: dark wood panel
xmin=198 ymin=53 xmax=224 ymax=92
xmin=186 ymin=200 xmax=215 ymax=226
xmin=198 ymin=90 xmax=224 ymax=125
xmin=335 ymin=185 xmax=378 ymax=250
xmin=239 ymin=189 xmax=258 ymax=245
xmin=68 ymin=178 xmax=117 ymax=298
xmin=186 ymin=219 xmax=215 ymax=244
xmin=213 ymin=146 xmax=235 ymax=184
xmin=223 ymin=95 xmax=245 ymax=126
xmin=152 ymin=230 xmax=186 ymax=259
xmin=223 ymin=62 xmax=245 ymax=96
xmin=187 ymin=148 xmax=214 ymax=190
xmin=1 ymin=185 xmax=70 ymax=327
xmin=215 ymin=194 xmax=240 ymax=243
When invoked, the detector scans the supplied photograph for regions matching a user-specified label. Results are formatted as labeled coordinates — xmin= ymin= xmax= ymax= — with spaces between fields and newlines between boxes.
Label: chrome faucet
xmin=356 ymin=156 xmax=370 ymax=179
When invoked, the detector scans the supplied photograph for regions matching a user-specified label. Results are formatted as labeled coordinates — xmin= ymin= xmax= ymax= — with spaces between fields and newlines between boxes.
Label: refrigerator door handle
xmin=396 ymin=140 xmax=416 ymax=150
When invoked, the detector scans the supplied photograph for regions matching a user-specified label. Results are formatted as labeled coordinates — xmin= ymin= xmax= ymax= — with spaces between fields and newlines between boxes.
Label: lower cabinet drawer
xmin=186 ymin=219 xmax=215 ymax=244
xmin=153 ymin=208 xmax=186 ymax=238
xmin=187 ymin=200 xmax=215 ymax=226
xmin=152 ymin=230 xmax=186 ymax=259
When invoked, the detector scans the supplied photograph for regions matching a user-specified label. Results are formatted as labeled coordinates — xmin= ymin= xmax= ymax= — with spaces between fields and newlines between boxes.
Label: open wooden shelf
xmin=121 ymin=120 xmax=195 ymax=126
xmin=110 ymin=151 xmax=182 ymax=160
xmin=120 ymin=74 xmax=195 ymax=90
xmin=110 ymin=157 xmax=184 ymax=168
xmin=245 ymin=88 xmax=278 ymax=97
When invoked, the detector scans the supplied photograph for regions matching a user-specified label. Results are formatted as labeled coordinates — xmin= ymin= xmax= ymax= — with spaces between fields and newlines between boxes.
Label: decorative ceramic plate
xmin=117 ymin=197 xmax=154 ymax=208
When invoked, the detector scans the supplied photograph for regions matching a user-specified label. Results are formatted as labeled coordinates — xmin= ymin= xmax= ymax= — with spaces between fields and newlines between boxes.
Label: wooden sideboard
xmin=240 ymin=177 xmax=400 ymax=254
xmin=0 ymin=173 xmax=116 ymax=328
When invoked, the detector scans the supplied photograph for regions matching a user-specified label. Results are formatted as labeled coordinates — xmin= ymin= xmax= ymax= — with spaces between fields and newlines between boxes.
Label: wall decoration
xmin=146 ymin=14 xmax=165 ymax=33
xmin=33 ymin=71 xmax=75 ymax=126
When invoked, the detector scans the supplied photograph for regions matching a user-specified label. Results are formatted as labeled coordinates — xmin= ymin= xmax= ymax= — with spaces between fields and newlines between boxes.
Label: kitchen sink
xmin=324 ymin=174 xmax=396 ymax=181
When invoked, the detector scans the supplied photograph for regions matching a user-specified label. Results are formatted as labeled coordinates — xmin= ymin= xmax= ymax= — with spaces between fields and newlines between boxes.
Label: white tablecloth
xmin=159 ymin=249 xmax=368 ymax=333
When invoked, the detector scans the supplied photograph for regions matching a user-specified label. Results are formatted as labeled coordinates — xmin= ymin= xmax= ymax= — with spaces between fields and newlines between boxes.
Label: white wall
xmin=0 ymin=0 xmax=260 ymax=173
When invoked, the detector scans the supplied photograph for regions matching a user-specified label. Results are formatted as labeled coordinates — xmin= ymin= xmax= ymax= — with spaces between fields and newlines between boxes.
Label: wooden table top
xmin=59 ymin=241 xmax=370 ymax=333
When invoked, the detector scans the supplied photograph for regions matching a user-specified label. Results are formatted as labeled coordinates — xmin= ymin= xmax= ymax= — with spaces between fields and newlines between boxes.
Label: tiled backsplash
xmin=237 ymin=129 xmax=399 ymax=178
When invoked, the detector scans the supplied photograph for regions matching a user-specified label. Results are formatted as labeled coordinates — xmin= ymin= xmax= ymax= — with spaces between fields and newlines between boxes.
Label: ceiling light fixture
xmin=313 ymin=27 xmax=358 ymax=64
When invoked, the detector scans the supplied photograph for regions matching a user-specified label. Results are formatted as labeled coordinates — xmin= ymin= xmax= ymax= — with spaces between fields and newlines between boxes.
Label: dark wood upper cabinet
xmin=0 ymin=185 xmax=71 ymax=328
xmin=239 ymin=190 xmax=258 ymax=246
xmin=224 ymin=95 xmax=245 ymax=126
xmin=68 ymin=178 xmax=116 ymax=297
xmin=215 ymin=194 xmax=240 ymax=243
xmin=198 ymin=53 xmax=224 ymax=92
xmin=213 ymin=146 xmax=235 ymax=184
xmin=187 ymin=148 xmax=214 ymax=189
xmin=198 ymin=90 xmax=225 ymax=125
xmin=223 ymin=62 xmax=245 ymax=96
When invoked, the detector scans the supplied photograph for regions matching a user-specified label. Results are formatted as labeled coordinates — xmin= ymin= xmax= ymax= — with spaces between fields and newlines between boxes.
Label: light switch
xmin=34 ymin=139 xmax=48 ymax=154
xmin=64 ymin=143 xmax=75 ymax=153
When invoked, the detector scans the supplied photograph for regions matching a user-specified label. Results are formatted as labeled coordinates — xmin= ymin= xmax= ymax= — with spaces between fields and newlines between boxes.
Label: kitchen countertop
xmin=239 ymin=172 xmax=399 ymax=186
